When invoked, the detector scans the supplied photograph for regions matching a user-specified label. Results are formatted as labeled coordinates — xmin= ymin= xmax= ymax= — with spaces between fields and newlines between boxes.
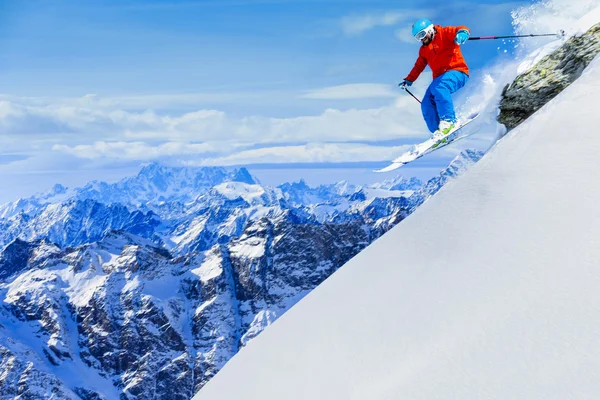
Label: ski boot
xmin=431 ymin=120 xmax=456 ymax=148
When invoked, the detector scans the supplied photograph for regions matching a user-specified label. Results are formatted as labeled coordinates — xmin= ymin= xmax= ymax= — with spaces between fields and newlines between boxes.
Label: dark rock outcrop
xmin=0 ymin=239 xmax=37 ymax=280
xmin=498 ymin=23 xmax=600 ymax=130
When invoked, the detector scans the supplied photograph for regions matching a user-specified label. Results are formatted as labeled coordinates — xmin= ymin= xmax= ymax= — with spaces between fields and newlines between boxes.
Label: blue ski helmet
xmin=412 ymin=18 xmax=434 ymax=41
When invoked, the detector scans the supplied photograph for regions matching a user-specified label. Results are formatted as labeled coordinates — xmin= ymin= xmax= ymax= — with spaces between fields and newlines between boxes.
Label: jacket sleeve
xmin=405 ymin=51 xmax=428 ymax=82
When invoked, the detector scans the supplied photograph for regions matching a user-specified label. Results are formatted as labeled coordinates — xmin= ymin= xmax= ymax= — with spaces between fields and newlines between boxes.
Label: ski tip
xmin=374 ymin=162 xmax=405 ymax=173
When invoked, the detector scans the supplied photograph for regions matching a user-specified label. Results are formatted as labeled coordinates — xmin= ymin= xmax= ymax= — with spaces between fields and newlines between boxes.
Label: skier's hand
xmin=455 ymin=29 xmax=470 ymax=45
xmin=398 ymin=80 xmax=412 ymax=90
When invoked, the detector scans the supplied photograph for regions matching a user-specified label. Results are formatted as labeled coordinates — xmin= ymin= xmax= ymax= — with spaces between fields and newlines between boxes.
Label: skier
xmin=398 ymin=19 xmax=471 ymax=138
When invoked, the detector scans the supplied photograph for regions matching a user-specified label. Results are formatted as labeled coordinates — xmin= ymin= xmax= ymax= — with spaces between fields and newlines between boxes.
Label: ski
xmin=374 ymin=112 xmax=480 ymax=173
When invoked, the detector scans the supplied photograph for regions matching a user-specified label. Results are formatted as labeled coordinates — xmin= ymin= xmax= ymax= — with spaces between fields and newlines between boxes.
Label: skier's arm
xmin=443 ymin=25 xmax=470 ymax=36
xmin=405 ymin=53 xmax=428 ymax=83
xmin=442 ymin=25 xmax=470 ymax=45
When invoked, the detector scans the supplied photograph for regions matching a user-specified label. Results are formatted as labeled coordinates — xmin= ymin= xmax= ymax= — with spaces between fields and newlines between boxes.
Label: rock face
xmin=498 ymin=23 xmax=600 ymax=130
xmin=0 ymin=345 xmax=80 ymax=400
xmin=0 ymin=199 xmax=161 ymax=250
xmin=0 ymin=223 xmax=374 ymax=399
xmin=0 ymin=155 xmax=482 ymax=400
xmin=0 ymin=239 xmax=39 ymax=280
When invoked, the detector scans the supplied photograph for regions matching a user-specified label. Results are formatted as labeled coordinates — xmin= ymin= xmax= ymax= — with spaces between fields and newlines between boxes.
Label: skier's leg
xmin=421 ymin=84 xmax=439 ymax=133
xmin=429 ymin=70 xmax=468 ymax=123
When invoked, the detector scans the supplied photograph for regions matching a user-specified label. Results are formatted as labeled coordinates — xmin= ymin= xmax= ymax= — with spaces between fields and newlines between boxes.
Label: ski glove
xmin=455 ymin=29 xmax=470 ymax=45
xmin=398 ymin=80 xmax=413 ymax=90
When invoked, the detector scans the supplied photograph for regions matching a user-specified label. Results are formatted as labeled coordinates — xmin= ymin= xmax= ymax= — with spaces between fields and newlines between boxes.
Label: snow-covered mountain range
xmin=5 ymin=6 xmax=596 ymax=400
xmin=0 ymin=151 xmax=483 ymax=399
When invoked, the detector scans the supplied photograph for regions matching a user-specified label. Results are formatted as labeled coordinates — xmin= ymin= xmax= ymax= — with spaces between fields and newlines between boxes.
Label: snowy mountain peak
xmin=230 ymin=167 xmax=257 ymax=185
xmin=369 ymin=175 xmax=423 ymax=191
xmin=56 ymin=163 xmax=261 ymax=208
xmin=332 ymin=180 xmax=356 ymax=195
xmin=278 ymin=179 xmax=310 ymax=192
xmin=40 ymin=184 xmax=69 ymax=200
xmin=210 ymin=182 xmax=280 ymax=206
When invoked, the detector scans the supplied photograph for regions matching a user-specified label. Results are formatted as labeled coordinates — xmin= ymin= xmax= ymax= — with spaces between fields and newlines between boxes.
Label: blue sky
xmin=1 ymin=0 xmax=519 ymax=103
xmin=0 ymin=0 xmax=542 ymax=201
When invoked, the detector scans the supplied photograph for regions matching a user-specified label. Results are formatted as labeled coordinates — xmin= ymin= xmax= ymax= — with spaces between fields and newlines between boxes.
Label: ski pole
xmin=469 ymin=30 xmax=565 ymax=41
xmin=404 ymin=88 xmax=422 ymax=104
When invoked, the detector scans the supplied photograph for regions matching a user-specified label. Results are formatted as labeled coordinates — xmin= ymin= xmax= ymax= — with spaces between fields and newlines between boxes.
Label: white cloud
xmin=4 ymin=64 xmax=514 ymax=170
xmin=51 ymin=138 xmax=476 ymax=167
xmin=340 ymin=11 xmax=408 ymax=35
xmin=338 ymin=3 xmax=522 ymax=41
xmin=301 ymin=84 xmax=397 ymax=100
xmin=339 ymin=8 xmax=436 ymax=36
xmin=395 ymin=26 xmax=417 ymax=44
xmin=0 ymin=91 xmax=289 ymax=111
xmin=0 ymin=91 xmax=447 ymax=168
xmin=183 ymin=142 xmax=412 ymax=165
xmin=0 ymin=94 xmax=426 ymax=147
xmin=52 ymin=141 xmax=228 ymax=160
xmin=67 ymin=92 xmax=279 ymax=109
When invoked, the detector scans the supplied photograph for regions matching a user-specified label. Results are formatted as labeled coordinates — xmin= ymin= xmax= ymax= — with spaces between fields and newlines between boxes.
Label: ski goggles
xmin=414 ymin=29 xmax=429 ymax=41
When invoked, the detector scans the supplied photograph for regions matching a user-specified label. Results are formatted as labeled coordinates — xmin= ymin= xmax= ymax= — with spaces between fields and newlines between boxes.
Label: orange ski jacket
xmin=405 ymin=25 xmax=470 ymax=82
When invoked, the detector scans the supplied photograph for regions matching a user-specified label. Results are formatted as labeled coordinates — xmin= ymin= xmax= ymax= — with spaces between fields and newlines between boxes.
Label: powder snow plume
xmin=452 ymin=0 xmax=599 ymax=144
xmin=512 ymin=0 xmax=600 ymax=53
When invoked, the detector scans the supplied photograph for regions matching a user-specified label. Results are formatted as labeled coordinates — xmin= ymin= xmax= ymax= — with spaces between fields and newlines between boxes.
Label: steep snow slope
xmin=195 ymin=57 xmax=600 ymax=399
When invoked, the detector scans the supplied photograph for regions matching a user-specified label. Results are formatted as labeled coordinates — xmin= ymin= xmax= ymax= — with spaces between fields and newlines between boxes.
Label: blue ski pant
xmin=421 ymin=70 xmax=468 ymax=133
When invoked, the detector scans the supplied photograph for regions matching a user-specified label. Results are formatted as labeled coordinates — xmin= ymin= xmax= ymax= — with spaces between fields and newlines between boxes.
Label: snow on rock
xmin=0 ymin=199 xmax=161 ymax=250
xmin=1 ymin=192 xmax=433 ymax=399
xmin=499 ymin=23 xmax=600 ymax=130
xmin=210 ymin=182 xmax=280 ymax=206
xmin=75 ymin=163 xmax=257 ymax=207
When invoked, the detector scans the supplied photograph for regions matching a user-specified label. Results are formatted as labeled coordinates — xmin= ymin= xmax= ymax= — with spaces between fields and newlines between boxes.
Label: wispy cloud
xmin=340 ymin=11 xmax=408 ymax=35
xmin=0 ymin=92 xmax=286 ymax=111
xmin=52 ymin=136 xmax=478 ymax=165
xmin=338 ymin=3 xmax=518 ymax=39
xmin=4 ymin=66 xmax=508 ymax=168
xmin=51 ymin=140 xmax=418 ymax=165
xmin=395 ymin=26 xmax=416 ymax=44
xmin=52 ymin=141 xmax=226 ymax=160
xmin=183 ymin=142 xmax=412 ymax=165
xmin=339 ymin=8 xmax=436 ymax=36
xmin=0 ymin=95 xmax=425 ymax=149
xmin=301 ymin=84 xmax=397 ymax=100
